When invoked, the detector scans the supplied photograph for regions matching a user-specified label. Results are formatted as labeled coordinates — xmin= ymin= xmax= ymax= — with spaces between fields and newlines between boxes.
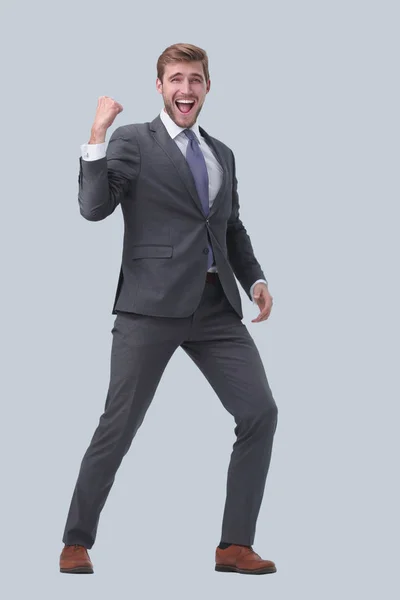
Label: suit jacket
xmin=78 ymin=114 xmax=266 ymax=319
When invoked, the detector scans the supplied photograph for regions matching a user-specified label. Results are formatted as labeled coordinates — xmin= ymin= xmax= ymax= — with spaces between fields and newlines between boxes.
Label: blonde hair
xmin=157 ymin=43 xmax=210 ymax=82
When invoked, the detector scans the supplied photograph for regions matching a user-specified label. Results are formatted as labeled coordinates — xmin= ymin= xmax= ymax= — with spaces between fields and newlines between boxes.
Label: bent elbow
xmin=79 ymin=208 xmax=107 ymax=221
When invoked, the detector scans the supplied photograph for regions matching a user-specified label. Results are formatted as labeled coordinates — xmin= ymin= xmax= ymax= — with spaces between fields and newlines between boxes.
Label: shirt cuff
xmin=250 ymin=279 xmax=268 ymax=303
xmin=81 ymin=142 xmax=107 ymax=161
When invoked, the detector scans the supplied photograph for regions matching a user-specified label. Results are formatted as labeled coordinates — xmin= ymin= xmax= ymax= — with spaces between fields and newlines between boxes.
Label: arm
xmin=226 ymin=150 xmax=268 ymax=301
xmin=78 ymin=126 xmax=140 ymax=221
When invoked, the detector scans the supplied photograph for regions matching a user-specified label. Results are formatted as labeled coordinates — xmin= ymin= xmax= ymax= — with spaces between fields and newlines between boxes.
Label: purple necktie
xmin=184 ymin=129 xmax=215 ymax=269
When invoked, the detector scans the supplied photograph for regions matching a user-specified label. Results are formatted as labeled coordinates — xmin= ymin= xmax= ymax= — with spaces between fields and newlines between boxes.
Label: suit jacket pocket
xmin=131 ymin=244 xmax=173 ymax=259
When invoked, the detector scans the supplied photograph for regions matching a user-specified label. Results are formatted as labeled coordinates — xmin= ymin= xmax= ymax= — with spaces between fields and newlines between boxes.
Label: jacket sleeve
xmin=78 ymin=126 xmax=141 ymax=221
xmin=226 ymin=150 xmax=267 ymax=300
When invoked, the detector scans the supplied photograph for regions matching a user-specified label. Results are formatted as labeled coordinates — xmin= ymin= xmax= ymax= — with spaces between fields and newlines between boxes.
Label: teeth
xmin=176 ymin=100 xmax=194 ymax=104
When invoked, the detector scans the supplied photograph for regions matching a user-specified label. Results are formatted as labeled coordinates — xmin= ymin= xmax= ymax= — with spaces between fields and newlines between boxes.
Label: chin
xmin=177 ymin=117 xmax=195 ymax=128
xmin=175 ymin=109 xmax=198 ymax=128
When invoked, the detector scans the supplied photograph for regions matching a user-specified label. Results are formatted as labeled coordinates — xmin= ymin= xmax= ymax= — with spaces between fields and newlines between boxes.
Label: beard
xmin=163 ymin=94 xmax=204 ymax=128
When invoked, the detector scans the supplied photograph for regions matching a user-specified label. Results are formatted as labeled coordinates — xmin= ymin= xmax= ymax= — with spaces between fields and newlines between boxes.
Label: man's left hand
xmin=251 ymin=283 xmax=273 ymax=323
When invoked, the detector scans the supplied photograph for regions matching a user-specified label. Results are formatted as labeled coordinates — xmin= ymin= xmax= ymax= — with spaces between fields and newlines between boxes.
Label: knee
xmin=253 ymin=393 xmax=278 ymax=433
xmin=234 ymin=384 xmax=278 ymax=431
xmin=260 ymin=399 xmax=278 ymax=428
xmin=240 ymin=396 xmax=278 ymax=432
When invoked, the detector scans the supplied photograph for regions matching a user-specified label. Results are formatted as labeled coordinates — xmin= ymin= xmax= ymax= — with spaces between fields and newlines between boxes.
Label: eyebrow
xmin=168 ymin=72 xmax=204 ymax=80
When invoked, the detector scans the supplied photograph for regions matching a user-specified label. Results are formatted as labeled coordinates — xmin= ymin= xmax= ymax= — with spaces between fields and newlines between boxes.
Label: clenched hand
xmin=89 ymin=96 xmax=124 ymax=143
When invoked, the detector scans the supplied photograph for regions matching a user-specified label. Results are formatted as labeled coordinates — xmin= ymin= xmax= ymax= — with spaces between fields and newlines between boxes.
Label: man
xmin=60 ymin=43 xmax=278 ymax=576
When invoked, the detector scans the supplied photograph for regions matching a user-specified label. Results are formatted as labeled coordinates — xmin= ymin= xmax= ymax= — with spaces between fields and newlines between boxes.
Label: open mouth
xmin=175 ymin=99 xmax=195 ymax=114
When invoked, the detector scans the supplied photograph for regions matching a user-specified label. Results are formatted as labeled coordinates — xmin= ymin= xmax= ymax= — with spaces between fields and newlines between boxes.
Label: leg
xmin=62 ymin=311 xmax=185 ymax=548
xmin=181 ymin=308 xmax=278 ymax=546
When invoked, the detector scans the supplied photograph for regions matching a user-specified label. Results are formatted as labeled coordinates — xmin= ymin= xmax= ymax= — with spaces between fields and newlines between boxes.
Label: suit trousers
xmin=62 ymin=275 xmax=278 ymax=549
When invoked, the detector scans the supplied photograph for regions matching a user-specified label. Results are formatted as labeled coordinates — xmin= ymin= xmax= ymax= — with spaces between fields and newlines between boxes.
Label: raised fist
xmin=92 ymin=96 xmax=124 ymax=132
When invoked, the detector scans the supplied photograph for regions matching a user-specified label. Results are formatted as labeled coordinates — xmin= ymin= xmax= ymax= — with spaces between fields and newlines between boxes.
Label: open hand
xmin=251 ymin=283 xmax=273 ymax=323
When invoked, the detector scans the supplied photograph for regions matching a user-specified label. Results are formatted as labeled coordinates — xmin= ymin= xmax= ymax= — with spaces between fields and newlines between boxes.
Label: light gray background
xmin=1 ymin=0 xmax=399 ymax=598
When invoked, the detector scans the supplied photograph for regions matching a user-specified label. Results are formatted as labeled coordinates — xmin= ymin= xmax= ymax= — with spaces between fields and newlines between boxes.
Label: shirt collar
xmin=160 ymin=107 xmax=202 ymax=142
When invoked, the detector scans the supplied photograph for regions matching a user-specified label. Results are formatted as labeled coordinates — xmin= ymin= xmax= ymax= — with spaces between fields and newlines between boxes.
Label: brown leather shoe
xmin=60 ymin=544 xmax=94 ymax=574
xmin=215 ymin=544 xmax=276 ymax=575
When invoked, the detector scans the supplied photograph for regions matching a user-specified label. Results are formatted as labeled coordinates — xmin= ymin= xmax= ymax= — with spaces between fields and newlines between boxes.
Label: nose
xmin=180 ymin=79 xmax=191 ymax=95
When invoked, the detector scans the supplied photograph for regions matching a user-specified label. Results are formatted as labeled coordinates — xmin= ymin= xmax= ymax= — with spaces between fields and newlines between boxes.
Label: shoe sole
xmin=60 ymin=567 xmax=94 ymax=574
xmin=215 ymin=564 xmax=277 ymax=575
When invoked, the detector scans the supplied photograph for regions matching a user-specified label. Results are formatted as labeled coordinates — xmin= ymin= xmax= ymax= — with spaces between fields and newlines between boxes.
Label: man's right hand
xmin=89 ymin=96 xmax=124 ymax=144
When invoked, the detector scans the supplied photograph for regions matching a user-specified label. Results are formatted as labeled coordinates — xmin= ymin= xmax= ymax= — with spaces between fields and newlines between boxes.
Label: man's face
xmin=156 ymin=61 xmax=210 ymax=128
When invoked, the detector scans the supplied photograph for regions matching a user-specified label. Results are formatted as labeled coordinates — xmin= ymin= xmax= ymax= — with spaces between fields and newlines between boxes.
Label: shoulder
xmin=109 ymin=123 xmax=147 ymax=141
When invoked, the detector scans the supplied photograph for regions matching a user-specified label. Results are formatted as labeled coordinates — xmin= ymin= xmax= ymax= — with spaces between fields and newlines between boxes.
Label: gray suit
xmin=78 ymin=115 xmax=266 ymax=318
xmin=62 ymin=114 xmax=278 ymax=549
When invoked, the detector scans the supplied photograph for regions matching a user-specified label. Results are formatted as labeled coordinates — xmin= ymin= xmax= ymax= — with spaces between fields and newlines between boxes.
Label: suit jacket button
xmin=203 ymin=248 xmax=209 ymax=254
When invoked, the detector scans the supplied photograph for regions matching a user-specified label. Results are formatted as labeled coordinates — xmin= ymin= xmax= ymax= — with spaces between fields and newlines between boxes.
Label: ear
xmin=156 ymin=77 xmax=162 ymax=94
xmin=206 ymin=78 xmax=211 ymax=93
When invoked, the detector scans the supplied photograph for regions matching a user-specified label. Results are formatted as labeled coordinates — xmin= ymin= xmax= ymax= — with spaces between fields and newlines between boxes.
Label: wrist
xmin=88 ymin=127 xmax=107 ymax=144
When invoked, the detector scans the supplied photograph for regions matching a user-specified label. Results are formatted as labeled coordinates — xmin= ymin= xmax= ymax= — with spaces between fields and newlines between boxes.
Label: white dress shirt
xmin=81 ymin=108 xmax=267 ymax=302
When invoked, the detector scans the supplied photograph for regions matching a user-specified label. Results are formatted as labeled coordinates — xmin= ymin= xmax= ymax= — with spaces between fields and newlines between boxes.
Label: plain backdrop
xmin=1 ymin=0 xmax=399 ymax=598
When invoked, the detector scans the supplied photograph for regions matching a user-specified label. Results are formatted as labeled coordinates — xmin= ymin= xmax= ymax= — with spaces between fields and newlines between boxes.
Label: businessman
xmin=60 ymin=43 xmax=278 ymax=576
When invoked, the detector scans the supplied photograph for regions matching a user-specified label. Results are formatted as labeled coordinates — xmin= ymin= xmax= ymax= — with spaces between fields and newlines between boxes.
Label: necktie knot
xmin=184 ymin=128 xmax=198 ymax=143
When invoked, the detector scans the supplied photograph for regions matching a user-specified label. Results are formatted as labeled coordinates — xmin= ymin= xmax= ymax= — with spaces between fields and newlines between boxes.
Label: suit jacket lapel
xmin=150 ymin=115 xmax=204 ymax=214
xmin=150 ymin=115 xmax=230 ymax=218
xmin=198 ymin=125 xmax=228 ymax=217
